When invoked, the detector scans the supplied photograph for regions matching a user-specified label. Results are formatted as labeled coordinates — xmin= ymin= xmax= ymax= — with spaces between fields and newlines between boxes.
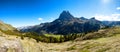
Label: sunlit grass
xmin=44 ymin=34 xmax=63 ymax=38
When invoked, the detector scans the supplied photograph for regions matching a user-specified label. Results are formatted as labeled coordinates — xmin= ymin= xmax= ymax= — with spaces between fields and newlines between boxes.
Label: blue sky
xmin=0 ymin=0 xmax=120 ymax=27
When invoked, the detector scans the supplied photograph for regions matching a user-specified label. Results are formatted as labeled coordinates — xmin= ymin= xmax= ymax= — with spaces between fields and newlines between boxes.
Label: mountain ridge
xmin=0 ymin=20 xmax=16 ymax=31
xmin=19 ymin=11 xmax=102 ymax=35
xmin=18 ymin=11 xmax=120 ymax=35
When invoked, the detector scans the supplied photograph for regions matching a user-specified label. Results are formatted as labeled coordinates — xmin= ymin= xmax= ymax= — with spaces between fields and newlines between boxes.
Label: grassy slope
xmin=20 ymin=27 xmax=120 ymax=52
xmin=0 ymin=27 xmax=120 ymax=52
xmin=0 ymin=21 xmax=15 ymax=31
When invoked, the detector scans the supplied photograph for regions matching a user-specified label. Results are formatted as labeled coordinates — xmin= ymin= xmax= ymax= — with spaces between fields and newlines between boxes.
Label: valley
xmin=0 ymin=27 xmax=120 ymax=52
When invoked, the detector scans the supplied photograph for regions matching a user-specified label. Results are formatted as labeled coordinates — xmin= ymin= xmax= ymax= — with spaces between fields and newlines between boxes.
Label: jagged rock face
xmin=19 ymin=11 xmax=101 ymax=35
xmin=58 ymin=11 xmax=74 ymax=21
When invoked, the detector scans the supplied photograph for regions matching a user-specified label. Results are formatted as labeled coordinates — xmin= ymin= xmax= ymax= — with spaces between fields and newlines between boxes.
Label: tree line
xmin=21 ymin=32 xmax=86 ymax=43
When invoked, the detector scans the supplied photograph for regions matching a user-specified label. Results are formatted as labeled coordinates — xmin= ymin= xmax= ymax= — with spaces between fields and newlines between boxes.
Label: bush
xmin=21 ymin=35 xmax=24 ymax=40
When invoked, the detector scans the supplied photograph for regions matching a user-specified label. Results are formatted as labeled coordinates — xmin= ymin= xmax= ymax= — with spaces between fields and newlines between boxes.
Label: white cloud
xmin=94 ymin=14 xmax=120 ymax=21
xmin=117 ymin=7 xmax=120 ymax=10
xmin=38 ymin=18 xmax=43 ymax=21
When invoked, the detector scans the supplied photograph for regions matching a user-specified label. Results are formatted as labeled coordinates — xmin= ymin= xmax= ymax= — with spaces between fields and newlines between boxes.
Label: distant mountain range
xmin=102 ymin=21 xmax=120 ymax=26
xmin=0 ymin=10 xmax=120 ymax=35
xmin=17 ymin=11 xmax=102 ymax=35
xmin=16 ymin=11 xmax=120 ymax=35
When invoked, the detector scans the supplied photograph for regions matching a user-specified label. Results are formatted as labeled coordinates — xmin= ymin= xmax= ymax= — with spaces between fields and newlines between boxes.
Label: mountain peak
xmin=62 ymin=10 xmax=69 ymax=13
xmin=80 ymin=17 xmax=88 ymax=20
xmin=90 ymin=17 xmax=96 ymax=20
xmin=58 ymin=11 xmax=74 ymax=20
